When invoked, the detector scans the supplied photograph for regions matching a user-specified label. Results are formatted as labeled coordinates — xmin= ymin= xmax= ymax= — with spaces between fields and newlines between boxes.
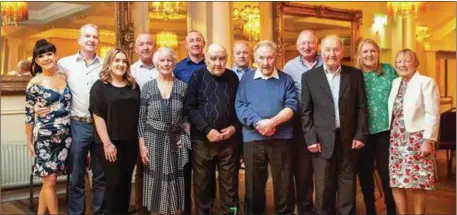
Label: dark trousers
xmin=183 ymin=152 xmax=192 ymax=215
xmin=98 ymin=140 xmax=138 ymax=215
xmin=292 ymin=119 xmax=315 ymax=215
xmin=357 ymin=131 xmax=396 ymax=215
xmin=68 ymin=120 xmax=105 ymax=215
xmin=193 ymin=139 xmax=240 ymax=215
xmin=312 ymin=130 xmax=356 ymax=215
xmin=244 ymin=139 xmax=295 ymax=215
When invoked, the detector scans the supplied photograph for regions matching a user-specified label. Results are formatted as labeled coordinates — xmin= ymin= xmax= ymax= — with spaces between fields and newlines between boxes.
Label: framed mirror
xmin=273 ymin=2 xmax=362 ymax=67
xmin=1 ymin=2 xmax=134 ymax=95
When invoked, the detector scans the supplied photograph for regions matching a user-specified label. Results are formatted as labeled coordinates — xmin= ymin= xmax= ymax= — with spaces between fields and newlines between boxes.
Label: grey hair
xmin=79 ymin=23 xmax=99 ymax=38
xmin=135 ymin=33 xmax=155 ymax=45
xmin=320 ymin=35 xmax=343 ymax=48
xmin=152 ymin=47 xmax=178 ymax=68
xmin=253 ymin=40 xmax=277 ymax=58
xmin=206 ymin=43 xmax=227 ymax=57
xmin=296 ymin=30 xmax=318 ymax=44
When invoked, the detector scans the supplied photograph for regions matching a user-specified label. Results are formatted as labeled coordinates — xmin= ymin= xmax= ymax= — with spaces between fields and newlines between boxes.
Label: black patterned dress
xmin=25 ymin=83 xmax=72 ymax=177
xmin=138 ymin=78 xmax=191 ymax=214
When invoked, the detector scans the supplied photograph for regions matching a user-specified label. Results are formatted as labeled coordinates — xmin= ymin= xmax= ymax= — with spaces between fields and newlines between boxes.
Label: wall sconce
xmin=372 ymin=14 xmax=387 ymax=35
xmin=416 ymin=24 xmax=430 ymax=41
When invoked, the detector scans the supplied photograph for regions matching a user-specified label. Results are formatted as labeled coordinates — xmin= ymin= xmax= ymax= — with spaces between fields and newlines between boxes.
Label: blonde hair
xmin=395 ymin=48 xmax=420 ymax=68
xmin=99 ymin=48 xmax=136 ymax=89
xmin=356 ymin=38 xmax=383 ymax=76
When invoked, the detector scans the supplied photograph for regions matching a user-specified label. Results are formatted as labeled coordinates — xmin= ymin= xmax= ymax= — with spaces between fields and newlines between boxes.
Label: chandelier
xmin=387 ymin=2 xmax=426 ymax=19
xmin=157 ymin=31 xmax=178 ymax=48
xmin=233 ymin=5 xmax=260 ymax=41
xmin=1 ymin=2 xmax=28 ymax=26
xmin=151 ymin=2 xmax=180 ymax=21
xmin=416 ymin=25 xmax=430 ymax=41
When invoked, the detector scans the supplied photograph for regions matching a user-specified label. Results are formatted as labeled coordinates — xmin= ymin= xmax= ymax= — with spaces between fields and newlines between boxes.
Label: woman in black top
xmin=89 ymin=48 xmax=140 ymax=215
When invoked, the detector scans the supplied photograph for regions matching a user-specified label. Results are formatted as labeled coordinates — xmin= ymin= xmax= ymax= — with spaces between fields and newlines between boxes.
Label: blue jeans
xmin=68 ymin=120 xmax=106 ymax=215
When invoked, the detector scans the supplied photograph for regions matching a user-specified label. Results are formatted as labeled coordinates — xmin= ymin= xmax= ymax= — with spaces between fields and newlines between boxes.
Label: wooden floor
xmin=2 ymin=150 xmax=455 ymax=214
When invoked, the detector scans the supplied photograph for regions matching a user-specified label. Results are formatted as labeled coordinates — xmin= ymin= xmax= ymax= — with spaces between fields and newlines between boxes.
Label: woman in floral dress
xmin=25 ymin=39 xmax=72 ymax=214
xmin=388 ymin=49 xmax=440 ymax=215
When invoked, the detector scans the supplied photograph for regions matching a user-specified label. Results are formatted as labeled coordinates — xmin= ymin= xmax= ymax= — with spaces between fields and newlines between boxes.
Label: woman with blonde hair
xmin=355 ymin=38 xmax=397 ymax=214
xmin=388 ymin=49 xmax=440 ymax=214
xmin=138 ymin=47 xmax=191 ymax=215
xmin=89 ymin=48 xmax=140 ymax=214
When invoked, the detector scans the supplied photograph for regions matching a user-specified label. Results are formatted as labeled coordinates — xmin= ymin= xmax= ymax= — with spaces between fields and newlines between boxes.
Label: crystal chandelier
xmin=157 ymin=31 xmax=178 ymax=48
xmin=387 ymin=2 xmax=426 ymax=19
xmin=1 ymin=2 xmax=28 ymax=26
xmin=233 ymin=5 xmax=260 ymax=41
xmin=151 ymin=2 xmax=180 ymax=21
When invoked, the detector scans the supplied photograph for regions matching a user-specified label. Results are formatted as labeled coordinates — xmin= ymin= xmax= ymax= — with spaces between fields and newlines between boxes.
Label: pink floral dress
xmin=389 ymin=80 xmax=436 ymax=190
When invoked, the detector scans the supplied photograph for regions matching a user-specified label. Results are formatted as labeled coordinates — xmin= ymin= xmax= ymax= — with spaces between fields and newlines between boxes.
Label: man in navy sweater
xmin=236 ymin=40 xmax=297 ymax=215
xmin=184 ymin=43 xmax=241 ymax=215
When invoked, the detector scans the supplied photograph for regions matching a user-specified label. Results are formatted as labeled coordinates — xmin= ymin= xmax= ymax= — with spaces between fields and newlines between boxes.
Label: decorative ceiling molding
xmin=25 ymin=2 xmax=91 ymax=25
xmin=30 ymin=28 xmax=115 ymax=44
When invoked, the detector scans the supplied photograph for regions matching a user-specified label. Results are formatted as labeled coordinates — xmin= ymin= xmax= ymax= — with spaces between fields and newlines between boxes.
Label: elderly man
xmin=173 ymin=30 xmax=209 ymax=214
xmin=283 ymin=30 xmax=322 ymax=215
xmin=17 ymin=59 xmax=32 ymax=76
xmin=174 ymin=30 xmax=207 ymax=84
xmin=231 ymin=40 xmax=254 ymax=80
xmin=58 ymin=24 xmax=106 ymax=215
xmin=236 ymin=40 xmax=297 ymax=215
xmin=300 ymin=35 xmax=368 ymax=215
xmin=131 ymin=33 xmax=158 ymax=89
xmin=184 ymin=43 xmax=241 ymax=215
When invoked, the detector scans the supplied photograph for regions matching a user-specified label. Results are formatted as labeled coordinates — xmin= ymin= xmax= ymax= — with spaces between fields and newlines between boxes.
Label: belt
xmin=70 ymin=116 xmax=93 ymax=123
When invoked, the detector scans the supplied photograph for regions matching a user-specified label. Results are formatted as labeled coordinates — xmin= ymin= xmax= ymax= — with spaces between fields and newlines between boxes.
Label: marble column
xmin=187 ymin=2 xmax=210 ymax=42
xmin=211 ymin=2 xmax=233 ymax=65
xmin=402 ymin=15 xmax=416 ymax=51
xmin=131 ymin=2 xmax=150 ymax=63
xmin=7 ymin=38 xmax=22 ymax=74
xmin=259 ymin=2 xmax=273 ymax=41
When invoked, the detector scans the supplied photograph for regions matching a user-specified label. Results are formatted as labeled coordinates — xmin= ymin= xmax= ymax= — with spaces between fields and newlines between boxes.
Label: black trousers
xmin=97 ymin=140 xmax=138 ymax=215
xmin=357 ymin=131 xmax=396 ymax=215
xmin=244 ymin=139 xmax=295 ymax=215
xmin=183 ymin=151 xmax=192 ymax=215
xmin=192 ymin=138 xmax=240 ymax=215
xmin=312 ymin=130 xmax=356 ymax=215
xmin=292 ymin=119 xmax=315 ymax=215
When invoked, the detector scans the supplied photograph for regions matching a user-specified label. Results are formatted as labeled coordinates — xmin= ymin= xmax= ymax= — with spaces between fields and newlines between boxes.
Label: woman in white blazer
xmin=388 ymin=49 xmax=440 ymax=215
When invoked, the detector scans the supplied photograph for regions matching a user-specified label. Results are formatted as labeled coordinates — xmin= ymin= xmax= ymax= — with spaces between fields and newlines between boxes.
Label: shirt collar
xmin=232 ymin=66 xmax=251 ymax=73
xmin=75 ymin=51 xmax=101 ymax=65
xmin=254 ymin=68 xmax=279 ymax=80
xmin=299 ymin=55 xmax=322 ymax=69
xmin=185 ymin=56 xmax=205 ymax=65
xmin=138 ymin=59 xmax=155 ymax=69
xmin=323 ymin=64 xmax=342 ymax=75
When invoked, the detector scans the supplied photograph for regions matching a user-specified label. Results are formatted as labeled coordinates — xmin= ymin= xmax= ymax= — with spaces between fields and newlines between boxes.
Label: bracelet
xmin=104 ymin=143 xmax=112 ymax=148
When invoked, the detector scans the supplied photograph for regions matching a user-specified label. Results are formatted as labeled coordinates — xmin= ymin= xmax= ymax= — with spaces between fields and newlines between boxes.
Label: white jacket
xmin=388 ymin=71 xmax=440 ymax=141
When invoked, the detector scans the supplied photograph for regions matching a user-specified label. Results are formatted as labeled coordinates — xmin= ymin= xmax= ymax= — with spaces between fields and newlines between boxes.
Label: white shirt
xmin=323 ymin=64 xmax=342 ymax=128
xmin=253 ymin=68 xmax=279 ymax=80
xmin=57 ymin=52 xmax=102 ymax=118
xmin=130 ymin=60 xmax=159 ymax=89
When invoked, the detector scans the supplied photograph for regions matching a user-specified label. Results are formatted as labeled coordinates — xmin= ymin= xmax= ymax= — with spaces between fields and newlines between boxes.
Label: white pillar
xmin=402 ymin=15 xmax=416 ymax=51
xmin=259 ymin=2 xmax=273 ymax=41
xmin=7 ymin=38 xmax=21 ymax=74
xmin=187 ymin=2 xmax=210 ymax=43
xmin=131 ymin=2 xmax=150 ymax=62
xmin=211 ymin=2 xmax=233 ymax=65
xmin=391 ymin=15 xmax=403 ymax=63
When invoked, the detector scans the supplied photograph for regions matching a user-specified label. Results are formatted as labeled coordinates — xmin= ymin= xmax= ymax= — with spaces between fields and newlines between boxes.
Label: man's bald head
xmin=206 ymin=43 xmax=227 ymax=76
xmin=135 ymin=33 xmax=155 ymax=63
xmin=296 ymin=30 xmax=319 ymax=60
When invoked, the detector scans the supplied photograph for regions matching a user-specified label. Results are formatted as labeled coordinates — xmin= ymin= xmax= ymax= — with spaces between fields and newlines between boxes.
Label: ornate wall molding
xmin=115 ymin=2 xmax=135 ymax=61
xmin=1 ymin=76 xmax=30 ymax=95
xmin=274 ymin=2 xmax=363 ymax=66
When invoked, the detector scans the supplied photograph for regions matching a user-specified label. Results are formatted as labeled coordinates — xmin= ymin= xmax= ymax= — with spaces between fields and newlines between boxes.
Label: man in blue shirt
xmin=231 ymin=40 xmax=254 ymax=80
xmin=236 ymin=40 xmax=297 ymax=215
xmin=283 ymin=30 xmax=322 ymax=215
xmin=173 ymin=30 xmax=206 ymax=84
xmin=173 ymin=30 xmax=208 ymax=215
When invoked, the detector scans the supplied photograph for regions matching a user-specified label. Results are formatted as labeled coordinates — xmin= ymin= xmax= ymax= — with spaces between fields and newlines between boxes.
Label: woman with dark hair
xmin=89 ymin=47 xmax=140 ymax=214
xmin=25 ymin=39 xmax=72 ymax=214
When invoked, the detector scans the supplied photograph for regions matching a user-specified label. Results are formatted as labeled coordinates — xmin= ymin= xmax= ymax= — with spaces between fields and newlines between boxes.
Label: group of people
xmin=24 ymin=23 xmax=440 ymax=215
